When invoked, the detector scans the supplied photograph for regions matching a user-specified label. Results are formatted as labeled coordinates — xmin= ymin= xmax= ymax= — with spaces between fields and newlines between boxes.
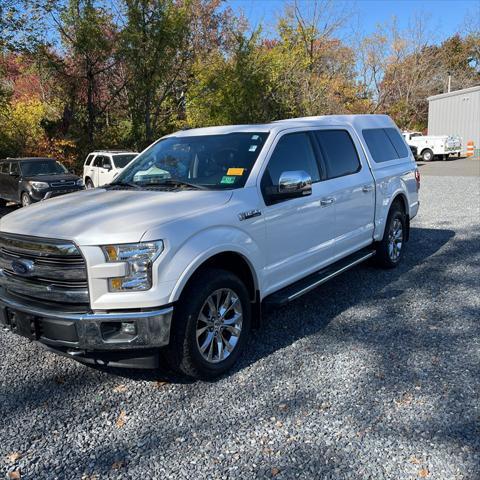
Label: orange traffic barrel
xmin=466 ymin=140 xmax=474 ymax=157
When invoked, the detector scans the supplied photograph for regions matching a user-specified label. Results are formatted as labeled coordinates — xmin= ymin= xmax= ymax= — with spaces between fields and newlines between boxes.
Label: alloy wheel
xmin=388 ymin=218 xmax=403 ymax=262
xmin=22 ymin=194 xmax=31 ymax=207
xmin=196 ymin=288 xmax=243 ymax=364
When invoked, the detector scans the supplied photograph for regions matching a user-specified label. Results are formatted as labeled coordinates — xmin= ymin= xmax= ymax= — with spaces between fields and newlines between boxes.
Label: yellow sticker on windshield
xmin=227 ymin=168 xmax=245 ymax=176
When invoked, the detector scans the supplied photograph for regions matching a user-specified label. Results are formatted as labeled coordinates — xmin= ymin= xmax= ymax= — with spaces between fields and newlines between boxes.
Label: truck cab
xmin=0 ymin=115 xmax=419 ymax=379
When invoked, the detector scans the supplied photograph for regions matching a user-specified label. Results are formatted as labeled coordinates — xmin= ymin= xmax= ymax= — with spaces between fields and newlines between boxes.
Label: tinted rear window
xmin=385 ymin=128 xmax=409 ymax=158
xmin=314 ymin=130 xmax=361 ymax=179
xmin=363 ymin=128 xmax=409 ymax=163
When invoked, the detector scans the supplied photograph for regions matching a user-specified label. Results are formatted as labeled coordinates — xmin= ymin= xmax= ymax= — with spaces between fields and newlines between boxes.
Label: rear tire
xmin=375 ymin=203 xmax=406 ymax=269
xmin=421 ymin=149 xmax=434 ymax=162
xmin=165 ymin=268 xmax=251 ymax=380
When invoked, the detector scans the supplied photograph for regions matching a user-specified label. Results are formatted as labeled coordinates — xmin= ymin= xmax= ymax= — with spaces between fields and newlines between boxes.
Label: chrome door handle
xmin=362 ymin=185 xmax=374 ymax=192
xmin=320 ymin=197 xmax=335 ymax=206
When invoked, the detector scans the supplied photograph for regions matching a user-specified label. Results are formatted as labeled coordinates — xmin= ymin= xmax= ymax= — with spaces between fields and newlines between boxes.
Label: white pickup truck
xmin=402 ymin=131 xmax=462 ymax=161
xmin=0 ymin=115 xmax=420 ymax=379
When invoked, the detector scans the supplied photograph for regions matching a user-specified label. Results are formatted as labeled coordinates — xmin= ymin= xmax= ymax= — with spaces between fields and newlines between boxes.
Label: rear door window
xmin=93 ymin=156 xmax=104 ymax=167
xmin=363 ymin=128 xmax=408 ymax=163
xmin=314 ymin=130 xmax=361 ymax=179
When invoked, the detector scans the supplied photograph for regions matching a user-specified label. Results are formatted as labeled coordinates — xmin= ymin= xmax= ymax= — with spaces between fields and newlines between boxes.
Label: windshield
xmin=114 ymin=132 xmax=269 ymax=189
xmin=113 ymin=154 xmax=137 ymax=169
xmin=20 ymin=160 xmax=68 ymax=176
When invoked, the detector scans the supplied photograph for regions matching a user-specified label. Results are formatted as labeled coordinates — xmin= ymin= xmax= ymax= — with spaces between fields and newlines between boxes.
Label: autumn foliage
xmin=0 ymin=0 xmax=478 ymax=171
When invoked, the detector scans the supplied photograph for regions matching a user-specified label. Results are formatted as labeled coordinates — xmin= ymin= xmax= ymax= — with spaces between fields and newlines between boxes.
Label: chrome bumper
xmin=0 ymin=289 xmax=173 ymax=351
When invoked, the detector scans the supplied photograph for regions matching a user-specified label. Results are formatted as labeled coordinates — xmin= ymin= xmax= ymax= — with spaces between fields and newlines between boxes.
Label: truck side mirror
xmin=266 ymin=170 xmax=312 ymax=201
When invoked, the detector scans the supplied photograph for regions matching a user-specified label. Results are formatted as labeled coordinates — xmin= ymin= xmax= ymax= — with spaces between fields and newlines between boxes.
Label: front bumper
xmin=0 ymin=288 xmax=173 ymax=356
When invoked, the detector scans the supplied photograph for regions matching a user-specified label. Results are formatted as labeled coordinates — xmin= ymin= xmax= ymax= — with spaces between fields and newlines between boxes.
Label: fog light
xmin=121 ymin=322 xmax=136 ymax=335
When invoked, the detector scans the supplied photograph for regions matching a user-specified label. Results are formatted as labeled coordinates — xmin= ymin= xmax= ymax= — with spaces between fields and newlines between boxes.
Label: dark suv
xmin=0 ymin=157 xmax=84 ymax=207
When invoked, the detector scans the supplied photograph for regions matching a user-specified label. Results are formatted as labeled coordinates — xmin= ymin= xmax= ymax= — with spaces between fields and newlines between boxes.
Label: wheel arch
xmin=170 ymin=250 xmax=261 ymax=327
xmin=388 ymin=192 xmax=410 ymax=241
xmin=180 ymin=251 xmax=257 ymax=301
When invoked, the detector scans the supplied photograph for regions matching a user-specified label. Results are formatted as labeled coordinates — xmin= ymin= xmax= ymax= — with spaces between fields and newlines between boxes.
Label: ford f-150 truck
xmin=0 ymin=115 xmax=420 ymax=379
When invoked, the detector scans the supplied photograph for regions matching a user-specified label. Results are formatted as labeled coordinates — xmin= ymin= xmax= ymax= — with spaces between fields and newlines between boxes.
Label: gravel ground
xmin=1 ymin=174 xmax=479 ymax=480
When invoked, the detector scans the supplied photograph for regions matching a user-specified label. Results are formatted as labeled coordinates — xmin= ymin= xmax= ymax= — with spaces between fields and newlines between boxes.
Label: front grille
xmin=0 ymin=233 xmax=89 ymax=307
xmin=48 ymin=188 xmax=79 ymax=198
xmin=51 ymin=181 xmax=76 ymax=188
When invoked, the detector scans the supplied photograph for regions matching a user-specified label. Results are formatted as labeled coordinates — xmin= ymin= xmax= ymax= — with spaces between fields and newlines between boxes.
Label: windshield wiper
xmin=143 ymin=179 xmax=208 ymax=190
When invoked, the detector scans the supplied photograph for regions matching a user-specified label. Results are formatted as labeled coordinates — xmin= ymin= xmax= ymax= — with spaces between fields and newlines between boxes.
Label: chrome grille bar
xmin=0 ymin=233 xmax=81 ymax=257
xmin=0 ymin=233 xmax=89 ymax=305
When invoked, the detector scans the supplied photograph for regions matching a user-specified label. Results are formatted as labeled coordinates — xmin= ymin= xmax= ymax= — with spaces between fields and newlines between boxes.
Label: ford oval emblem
xmin=11 ymin=259 xmax=35 ymax=276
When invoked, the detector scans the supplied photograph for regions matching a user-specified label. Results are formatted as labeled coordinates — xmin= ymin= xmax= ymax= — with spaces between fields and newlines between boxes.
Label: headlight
xmin=76 ymin=178 xmax=85 ymax=187
xmin=101 ymin=241 xmax=164 ymax=292
xmin=29 ymin=181 xmax=49 ymax=190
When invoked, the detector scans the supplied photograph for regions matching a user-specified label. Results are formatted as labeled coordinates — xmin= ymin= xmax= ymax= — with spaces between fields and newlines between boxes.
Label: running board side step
xmin=263 ymin=248 xmax=376 ymax=308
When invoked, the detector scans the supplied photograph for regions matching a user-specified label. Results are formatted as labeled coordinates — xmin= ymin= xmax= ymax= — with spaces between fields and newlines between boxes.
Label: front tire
xmin=21 ymin=192 xmax=32 ymax=207
xmin=85 ymin=178 xmax=94 ymax=189
xmin=165 ymin=268 xmax=251 ymax=380
xmin=375 ymin=204 xmax=406 ymax=268
xmin=421 ymin=149 xmax=434 ymax=162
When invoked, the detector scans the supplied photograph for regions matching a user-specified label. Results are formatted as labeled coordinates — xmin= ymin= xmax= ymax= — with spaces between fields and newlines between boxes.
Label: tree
xmin=187 ymin=30 xmax=280 ymax=126
xmin=121 ymin=0 xmax=189 ymax=146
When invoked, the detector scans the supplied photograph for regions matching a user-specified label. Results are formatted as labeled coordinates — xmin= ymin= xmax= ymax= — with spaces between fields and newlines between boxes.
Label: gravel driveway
xmin=1 ymin=174 xmax=479 ymax=480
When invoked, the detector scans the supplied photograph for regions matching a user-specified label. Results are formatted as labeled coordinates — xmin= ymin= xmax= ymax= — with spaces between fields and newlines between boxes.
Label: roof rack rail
xmin=93 ymin=150 xmax=134 ymax=153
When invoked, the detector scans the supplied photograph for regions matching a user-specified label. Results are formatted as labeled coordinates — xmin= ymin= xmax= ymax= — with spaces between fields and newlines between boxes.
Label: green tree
xmin=121 ymin=0 xmax=189 ymax=147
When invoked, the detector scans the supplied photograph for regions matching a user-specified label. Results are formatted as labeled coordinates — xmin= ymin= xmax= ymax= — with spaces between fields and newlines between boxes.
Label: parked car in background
xmin=83 ymin=151 xmax=138 ymax=188
xmin=0 ymin=157 xmax=84 ymax=207
xmin=402 ymin=131 xmax=462 ymax=161
xmin=0 ymin=115 xmax=419 ymax=379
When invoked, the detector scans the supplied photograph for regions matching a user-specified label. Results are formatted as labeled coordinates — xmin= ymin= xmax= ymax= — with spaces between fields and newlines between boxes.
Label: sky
xmin=227 ymin=0 xmax=479 ymax=43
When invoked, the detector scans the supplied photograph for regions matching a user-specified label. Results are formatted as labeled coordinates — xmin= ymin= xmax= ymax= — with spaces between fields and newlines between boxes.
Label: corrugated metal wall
xmin=428 ymin=87 xmax=480 ymax=149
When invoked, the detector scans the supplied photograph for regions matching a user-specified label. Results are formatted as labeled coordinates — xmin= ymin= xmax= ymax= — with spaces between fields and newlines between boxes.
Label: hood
xmin=23 ymin=173 xmax=80 ymax=183
xmin=0 ymin=188 xmax=233 ymax=245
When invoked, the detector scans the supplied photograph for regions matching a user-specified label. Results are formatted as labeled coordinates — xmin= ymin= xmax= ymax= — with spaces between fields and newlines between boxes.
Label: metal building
xmin=428 ymin=85 xmax=480 ymax=149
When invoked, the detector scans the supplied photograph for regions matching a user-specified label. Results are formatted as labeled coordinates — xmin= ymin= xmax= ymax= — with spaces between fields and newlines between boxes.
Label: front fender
xmin=155 ymin=226 xmax=263 ymax=303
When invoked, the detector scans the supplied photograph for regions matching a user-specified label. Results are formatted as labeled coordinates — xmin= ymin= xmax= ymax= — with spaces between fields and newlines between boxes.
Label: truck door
xmin=260 ymin=131 xmax=337 ymax=294
xmin=313 ymin=128 xmax=375 ymax=260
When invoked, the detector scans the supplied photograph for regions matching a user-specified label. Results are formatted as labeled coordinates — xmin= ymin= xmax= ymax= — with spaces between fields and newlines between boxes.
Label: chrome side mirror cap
xmin=278 ymin=170 xmax=312 ymax=197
